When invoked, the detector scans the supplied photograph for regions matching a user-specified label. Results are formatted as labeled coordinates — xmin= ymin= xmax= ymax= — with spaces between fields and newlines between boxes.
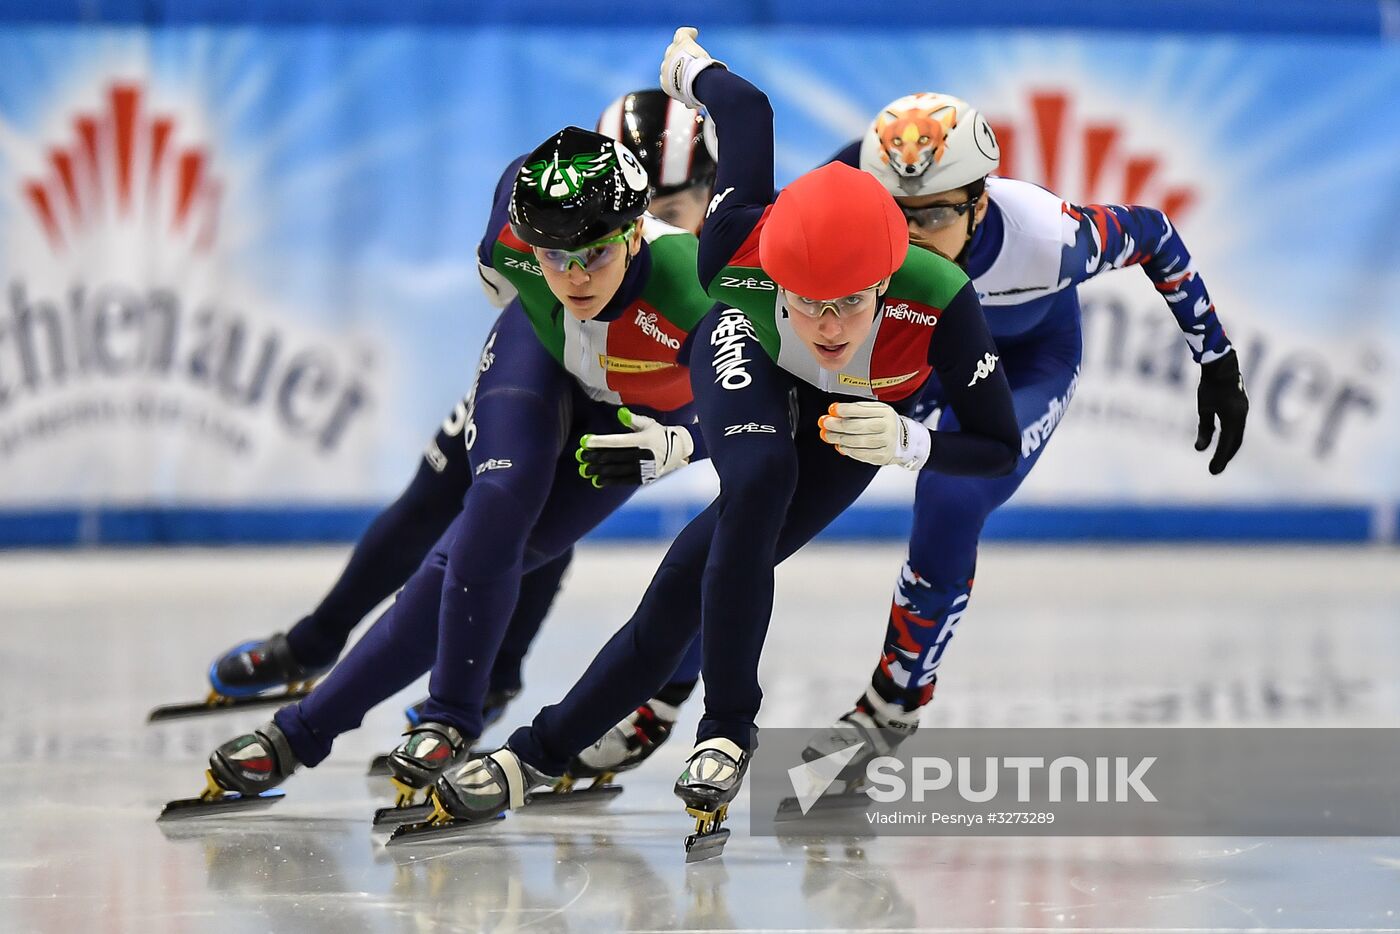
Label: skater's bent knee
xmin=450 ymin=480 xmax=543 ymax=575
xmin=915 ymin=477 xmax=996 ymax=529
xmin=719 ymin=447 xmax=797 ymax=508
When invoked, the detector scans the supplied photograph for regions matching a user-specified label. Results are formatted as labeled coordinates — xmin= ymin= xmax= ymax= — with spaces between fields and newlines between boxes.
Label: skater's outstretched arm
xmin=683 ymin=68 xmax=775 ymax=289
xmin=1060 ymin=201 xmax=1246 ymax=472
xmin=1061 ymin=201 xmax=1230 ymax=362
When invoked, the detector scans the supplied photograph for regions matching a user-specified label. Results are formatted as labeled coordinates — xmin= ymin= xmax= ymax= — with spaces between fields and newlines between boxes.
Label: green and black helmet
xmin=509 ymin=126 xmax=652 ymax=251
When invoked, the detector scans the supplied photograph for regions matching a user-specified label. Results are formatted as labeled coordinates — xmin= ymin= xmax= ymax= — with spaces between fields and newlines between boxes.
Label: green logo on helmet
xmin=520 ymin=150 xmax=617 ymax=200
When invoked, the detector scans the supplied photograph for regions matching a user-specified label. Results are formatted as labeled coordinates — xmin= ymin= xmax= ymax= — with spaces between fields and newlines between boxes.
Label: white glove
xmin=659 ymin=26 xmax=723 ymax=110
xmin=818 ymin=401 xmax=932 ymax=470
xmin=577 ymin=407 xmax=695 ymax=486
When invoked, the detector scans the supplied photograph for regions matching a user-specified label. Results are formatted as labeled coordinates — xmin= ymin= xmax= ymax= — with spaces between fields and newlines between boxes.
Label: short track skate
xmin=383 ymin=790 xmax=504 ymax=846
xmin=684 ymin=803 xmax=731 ymax=863
xmin=147 ymin=681 xmax=319 ymax=723
xmin=371 ymin=777 xmax=438 ymax=827
xmin=158 ymin=769 xmax=285 ymax=821
xmin=675 ymin=739 xmax=750 ymax=863
xmin=151 ymin=633 xmax=330 ymax=722
xmin=371 ymin=720 xmax=474 ymax=828
xmin=365 ymin=689 xmax=517 ymax=775
xmin=524 ymin=771 xmax=624 ymax=812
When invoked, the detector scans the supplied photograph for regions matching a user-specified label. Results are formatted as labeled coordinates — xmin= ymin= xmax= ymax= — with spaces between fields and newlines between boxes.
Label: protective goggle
xmin=782 ymin=286 xmax=880 ymax=320
xmin=898 ymin=194 xmax=979 ymax=232
xmin=536 ymin=223 xmax=637 ymax=273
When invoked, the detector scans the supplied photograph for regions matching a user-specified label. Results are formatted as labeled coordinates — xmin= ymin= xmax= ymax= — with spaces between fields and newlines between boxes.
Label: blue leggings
xmin=881 ymin=313 xmax=1083 ymax=703
xmin=282 ymin=307 xmax=573 ymax=693
xmin=276 ymin=305 xmax=697 ymax=766
xmin=510 ymin=306 xmax=891 ymax=773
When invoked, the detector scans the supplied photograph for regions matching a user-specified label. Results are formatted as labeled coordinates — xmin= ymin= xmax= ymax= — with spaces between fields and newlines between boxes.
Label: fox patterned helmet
xmin=509 ymin=126 xmax=651 ymax=251
xmin=596 ymin=89 xmax=716 ymax=197
xmin=859 ymin=92 xmax=1000 ymax=198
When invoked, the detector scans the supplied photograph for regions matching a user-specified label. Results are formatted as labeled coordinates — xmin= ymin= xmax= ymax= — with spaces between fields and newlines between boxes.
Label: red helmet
xmin=759 ymin=162 xmax=908 ymax=299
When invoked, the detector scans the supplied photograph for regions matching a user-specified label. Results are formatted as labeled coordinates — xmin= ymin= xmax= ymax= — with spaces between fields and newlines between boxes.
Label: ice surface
xmin=4 ymin=543 xmax=1400 ymax=932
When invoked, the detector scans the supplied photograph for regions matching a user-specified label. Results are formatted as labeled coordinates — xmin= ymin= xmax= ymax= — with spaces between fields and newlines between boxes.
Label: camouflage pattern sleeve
xmin=1060 ymin=202 xmax=1232 ymax=364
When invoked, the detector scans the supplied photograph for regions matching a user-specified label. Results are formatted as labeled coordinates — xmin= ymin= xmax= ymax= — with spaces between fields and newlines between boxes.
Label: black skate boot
xmin=148 ymin=632 xmax=330 ymax=722
xmin=367 ymin=687 xmax=520 ymax=776
xmin=386 ymin=746 xmax=557 ymax=846
xmin=158 ymin=721 xmax=299 ymax=820
xmin=777 ymin=670 xmax=926 ymax=820
xmin=552 ymin=697 xmax=679 ymax=799
xmin=675 ymin=738 xmax=751 ymax=862
xmin=372 ymin=721 xmax=472 ymax=827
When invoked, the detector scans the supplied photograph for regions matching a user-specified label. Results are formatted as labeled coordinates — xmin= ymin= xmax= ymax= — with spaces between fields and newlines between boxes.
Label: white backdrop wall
xmin=1 ymin=16 xmax=1395 ymax=543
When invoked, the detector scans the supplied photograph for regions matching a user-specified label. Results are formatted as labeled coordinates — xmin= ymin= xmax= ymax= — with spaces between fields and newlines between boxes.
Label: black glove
xmin=1195 ymin=350 xmax=1248 ymax=475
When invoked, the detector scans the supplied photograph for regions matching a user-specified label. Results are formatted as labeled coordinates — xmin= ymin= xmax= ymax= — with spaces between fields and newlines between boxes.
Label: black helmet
xmin=509 ymin=126 xmax=651 ymax=251
xmin=596 ymin=89 xmax=716 ymax=197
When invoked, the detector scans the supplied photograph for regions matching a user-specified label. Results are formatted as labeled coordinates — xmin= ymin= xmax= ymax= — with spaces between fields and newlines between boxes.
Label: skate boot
xmin=367 ymin=687 xmax=520 ymax=776
xmin=778 ymin=672 xmax=925 ymax=820
xmin=159 ymin=721 xmax=299 ymax=820
xmin=675 ymin=738 xmax=751 ymax=862
xmin=385 ymin=746 xmax=557 ymax=846
xmin=557 ymin=697 xmax=678 ymax=793
xmin=372 ymin=721 xmax=472 ymax=827
xmin=148 ymin=632 xmax=330 ymax=722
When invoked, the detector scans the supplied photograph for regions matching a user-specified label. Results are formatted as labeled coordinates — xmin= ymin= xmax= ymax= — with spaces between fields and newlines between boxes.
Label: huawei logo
xmin=22 ymin=82 xmax=221 ymax=254
xmin=991 ymin=91 xmax=1196 ymax=220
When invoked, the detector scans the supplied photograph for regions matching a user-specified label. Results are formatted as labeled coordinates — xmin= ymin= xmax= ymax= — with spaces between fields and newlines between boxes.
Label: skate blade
xmin=684 ymin=827 xmax=730 ymax=863
xmin=157 ymin=788 xmax=285 ymax=821
xmin=383 ymin=811 xmax=505 ymax=846
xmin=774 ymin=790 xmax=872 ymax=821
xmin=372 ymin=802 xmax=434 ymax=827
xmin=527 ymin=782 xmax=623 ymax=813
xmin=147 ymin=686 xmax=315 ymax=723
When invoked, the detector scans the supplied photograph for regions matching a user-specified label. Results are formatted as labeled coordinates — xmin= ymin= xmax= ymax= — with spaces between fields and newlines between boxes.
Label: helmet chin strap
xmin=951 ymin=177 xmax=987 ymax=269
xmin=951 ymin=217 xmax=976 ymax=268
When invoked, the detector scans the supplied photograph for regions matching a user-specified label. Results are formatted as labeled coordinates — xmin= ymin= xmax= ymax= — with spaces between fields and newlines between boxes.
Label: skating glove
xmin=819 ymin=401 xmax=931 ymax=470
xmin=576 ymin=407 xmax=695 ymax=487
xmin=1195 ymin=350 xmax=1248 ymax=474
xmin=659 ymin=27 xmax=724 ymax=110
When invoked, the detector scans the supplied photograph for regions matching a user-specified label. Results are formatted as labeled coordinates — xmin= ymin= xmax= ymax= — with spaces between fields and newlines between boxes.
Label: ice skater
xmin=415 ymin=29 xmax=1020 ymax=860
xmin=160 ymin=125 xmax=718 ymax=821
xmin=796 ymin=87 xmax=1247 ymax=794
xmin=153 ymin=92 xmax=720 ymax=764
